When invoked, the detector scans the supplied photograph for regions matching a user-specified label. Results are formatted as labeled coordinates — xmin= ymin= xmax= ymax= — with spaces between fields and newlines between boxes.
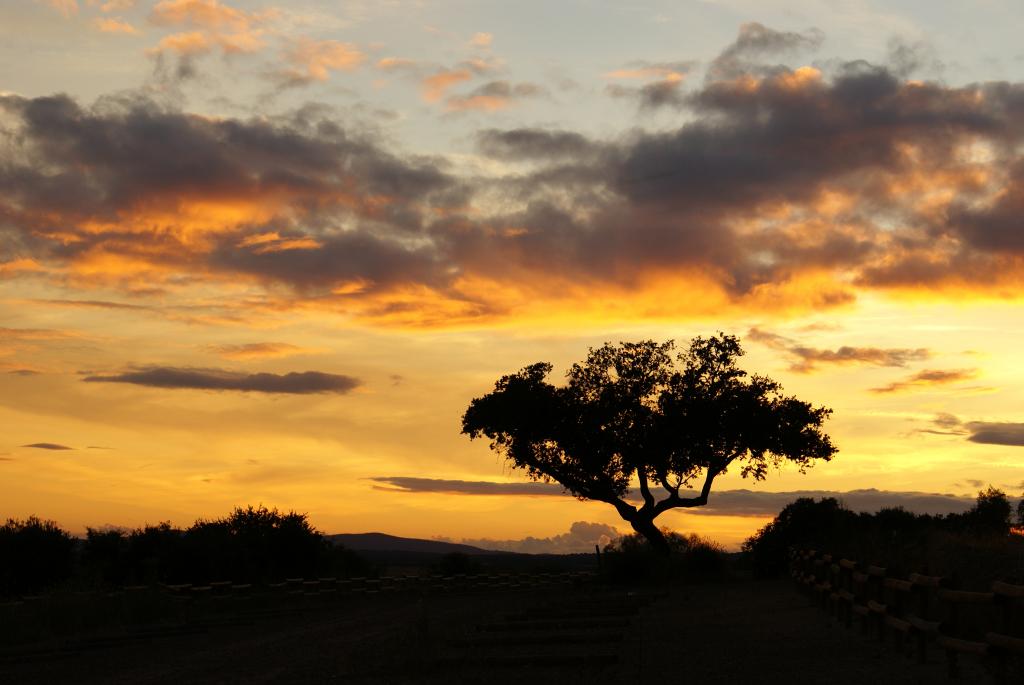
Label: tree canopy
xmin=462 ymin=334 xmax=837 ymax=553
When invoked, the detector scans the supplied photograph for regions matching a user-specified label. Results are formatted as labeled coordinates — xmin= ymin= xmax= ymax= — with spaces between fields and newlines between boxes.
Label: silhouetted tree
xmin=186 ymin=505 xmax=325 ymax=583
xmin=462 ymin=335 xmax=836 ymax=554
xmin=964 ymin=486 xmax=1012 ymax=535
xmin=742 ymin=497 xmax=856 ymax=577
xmin=0 ymin=516 xmax=76 ymax=596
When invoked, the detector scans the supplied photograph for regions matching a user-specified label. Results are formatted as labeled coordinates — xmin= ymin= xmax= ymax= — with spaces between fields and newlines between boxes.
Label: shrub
xmin=601 ymin=529 xmax=726 ymax=583
xmin=0 ymin=516 xmax=76 ymax=597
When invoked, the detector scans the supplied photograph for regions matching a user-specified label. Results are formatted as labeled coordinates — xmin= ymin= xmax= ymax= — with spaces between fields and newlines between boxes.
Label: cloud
xmin=279 ymin=37 xmax=365 ymax=85
xmin=748 ymin=327 xmax=930 ymax=373
xmin=446 ymin=81 xmax=547 ymax=112
xmin=604 ymin=60 xmax=694 ymax=81
xmin=373 ymin=476 xmax=981 ymax=518
xmin=22 ymin=442 xmax=74 ymax=450
xmin=91 ymin=0 xmax=136 ymax=11
xmin=422 ymin=68 xmax=473 ymax=102
xmin=207 ymin=342 xmax=309 ymax=359
xmin=94 ymin=17 xmax=138 ymax=34
xmin=604 ymin=60 xmax=695 ymax=109
xmin=695 ymin=488 xmax=978 ymax=517
xmin=82 ymin=366 xmax=361 ymax=393
xmin=457 ymin=521 xmax=621 ymax=554
xmin=149 ymin=0 xmax=260 ymax=31
xmin=9 ymin=28 xmax=1024 ymax=327
xmin=966 ymin=422 xmax=1024 ymax=447
xmin=469 ymin=32 xmax=492 ymax=49
xmin=476 ymin=128 xmax=603 ymax=162
xmin=709 ymin=22 xmax=824 ymax=81
xmin=918 ymin=414 xmax=1024 ymax=447
xmin=147 ymin=0 xmax=273 ymax=71
xmin=0 ymin=327 xmax=78 ymax=341
xmin=44 ymin=0 xmax=78 ymax=18
xmin=870 ymin=369 xmax=977 ymax=393
xmin=370 ymin=476 xmax=567 ymax=496
xmin=376 ymin=57 xmax=419 ymax=72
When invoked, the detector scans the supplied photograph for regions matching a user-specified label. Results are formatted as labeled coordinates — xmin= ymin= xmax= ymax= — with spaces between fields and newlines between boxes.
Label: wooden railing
xmin=790 ymin=548 xmax=1024 ymax=681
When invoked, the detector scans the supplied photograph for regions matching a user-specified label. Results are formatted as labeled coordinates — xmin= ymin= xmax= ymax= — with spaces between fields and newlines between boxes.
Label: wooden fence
xmin=790 ymin=548 xmax=1024 ymax=681
xmin=1 ymin=569 xmax=598 ymax=607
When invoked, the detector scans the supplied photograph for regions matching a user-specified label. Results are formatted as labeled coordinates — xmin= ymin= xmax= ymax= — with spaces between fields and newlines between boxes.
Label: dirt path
xmin=0 ymin=580 xmax=994 ymax=683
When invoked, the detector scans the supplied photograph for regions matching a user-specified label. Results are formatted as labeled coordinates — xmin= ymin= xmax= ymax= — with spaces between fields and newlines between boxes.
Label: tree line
xmin=0 ymin=505 xmax=368 ymax=597
xmin=743 ymin=486 xmax=1024 ymax=581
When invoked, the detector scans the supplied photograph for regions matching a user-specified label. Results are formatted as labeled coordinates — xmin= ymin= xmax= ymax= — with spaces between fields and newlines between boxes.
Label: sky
xmin=2 ymin=0 xmax=1024 ymax=552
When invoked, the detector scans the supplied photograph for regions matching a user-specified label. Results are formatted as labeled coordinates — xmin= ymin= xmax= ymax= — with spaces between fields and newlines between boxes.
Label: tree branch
xmin=637 ymin=469 xmax=656 ymax=509
xmin=652 ymin=466 xmax=719 ymax=516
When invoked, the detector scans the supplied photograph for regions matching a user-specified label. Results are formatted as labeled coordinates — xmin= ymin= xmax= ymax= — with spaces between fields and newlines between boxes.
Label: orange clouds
xmin=469 ymin=32 xmax=493 ymax=48
xmin=93 ymin=17 xmax=138 ymax=34
xmin=281 ymin=38 xmax=365 ymax=83
xmin=45 ymin=0 xmax=79 ymax=18
xmin=870 ymin=369 xmax=979 ymax=394
xmin=445 ymin=81 xmax=546 ymax=111
xmin=9 ymin=27 xmax=1024 ymax=331
xmin=208 ymin=342 xmax=311 ymax=360
xmin=148 ymin=0 xmax=272 ymax=58
xmin=422 ymin=69 xmax=472 ymax=102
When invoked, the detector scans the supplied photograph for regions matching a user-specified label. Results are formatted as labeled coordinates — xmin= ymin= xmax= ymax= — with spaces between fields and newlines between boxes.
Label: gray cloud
xmin=373 ymin=476 xmax=981 ymax=517
xmin=748 ymin=327 xmax=930 ymax=373
xmin=207 ymin=342 xmax=307 ymax=360
xmin=22 ymin=443 xmax=73 ymax=450
xmin=966 ymin=422 xmax=1024 ymax=447
xmin=920 ymin=413 xmax=1024 ymax=447
xmin=371 ymin=476 xmax=567 ymax=496
xmin=6 ymin=29 xmax=1024 ymax=322
xmin=83 ymin=367 xmax=361 ymax=394
xmin=607 ymin=79 xmax=688 ymax=109
xmin=446 ymin=80 xmax=548 ymax=110
xmin=870 ymin=369 xmax=977 ymax=393
xmin=709 ymin=22 xmax=824 ymax=81
xmin=476 ymin=128 xmax=602 ymax=161
xmin=454 ymin=521 xmax=621 ymax=554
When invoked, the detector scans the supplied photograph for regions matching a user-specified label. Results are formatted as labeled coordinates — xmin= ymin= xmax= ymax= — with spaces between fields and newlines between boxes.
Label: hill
xmin=326 ymin=532 xmax=497 ymax=555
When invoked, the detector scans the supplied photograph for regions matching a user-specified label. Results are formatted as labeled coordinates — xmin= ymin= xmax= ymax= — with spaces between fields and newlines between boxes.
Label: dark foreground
xmin=1 ymin=579 xmax=988 ymax=684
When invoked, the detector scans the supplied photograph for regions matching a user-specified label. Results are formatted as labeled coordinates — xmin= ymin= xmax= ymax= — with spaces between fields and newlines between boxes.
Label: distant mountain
xmin=327 ymin=532 xmax=499 ymax=555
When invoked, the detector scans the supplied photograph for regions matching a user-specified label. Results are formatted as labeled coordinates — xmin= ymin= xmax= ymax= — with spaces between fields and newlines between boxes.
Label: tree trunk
xmin=629 ymin=514 xmax=671 ymax=556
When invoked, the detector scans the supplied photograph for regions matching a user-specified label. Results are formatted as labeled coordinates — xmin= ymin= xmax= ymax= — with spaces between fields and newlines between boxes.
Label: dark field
xmin=0 ymin=578 xmax=989 ymax=684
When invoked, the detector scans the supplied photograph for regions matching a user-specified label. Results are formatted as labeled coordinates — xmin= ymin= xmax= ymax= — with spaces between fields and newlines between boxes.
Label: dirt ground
xmin=0 ymin=579 xmax=998 ymax=684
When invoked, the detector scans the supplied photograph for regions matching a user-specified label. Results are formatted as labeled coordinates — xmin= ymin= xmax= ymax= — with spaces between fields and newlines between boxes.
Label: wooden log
xmin=937 ymin=589 xmax=994 ymax=604
xmin=936 ymin=634 xmax=989 ymax=655
xmin=908 ymin=616 xmax=941 ymax=635
xmin=985 ymin=631 xmax=1024 ymax=654
xmin=908 ymin=573 xmax=942 ymax=588
xmin=885 ymin=615 xmax=912 ymax=633
xmin=867 ymin=565 xmax=887 ymax=577
xmin=839 ymin=558 xmax=857 ymax=570
xmin=884 ymin=578 xmax=914 ymax=593
xmin=991 ymin=581 xmax=1024 ymax=599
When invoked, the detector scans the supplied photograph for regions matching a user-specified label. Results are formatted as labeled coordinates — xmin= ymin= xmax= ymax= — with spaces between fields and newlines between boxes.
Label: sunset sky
xmin=3 ymin=0 xmax=1024 ymax=551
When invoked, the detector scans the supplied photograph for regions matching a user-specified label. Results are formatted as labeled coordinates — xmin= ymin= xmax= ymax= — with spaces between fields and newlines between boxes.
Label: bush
xmin=80 ymin=505 xmax=370 ymax=586
xmin=743 ymin=487 xmax=1024 ymax=583
xmin=436 ymin=552 xmax=481 ymax=576
xmin=0 ymin=516 xmax=76 ymax=597
xmin=601 ymin=529 xmax=726 ymax=583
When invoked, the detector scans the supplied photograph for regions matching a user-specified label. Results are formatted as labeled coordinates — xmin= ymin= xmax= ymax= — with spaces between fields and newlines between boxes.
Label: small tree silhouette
xmin=463 ymin=334 xmax=836 ymax=554
xmin=0 ymin=516 xmax=76 ymax=596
